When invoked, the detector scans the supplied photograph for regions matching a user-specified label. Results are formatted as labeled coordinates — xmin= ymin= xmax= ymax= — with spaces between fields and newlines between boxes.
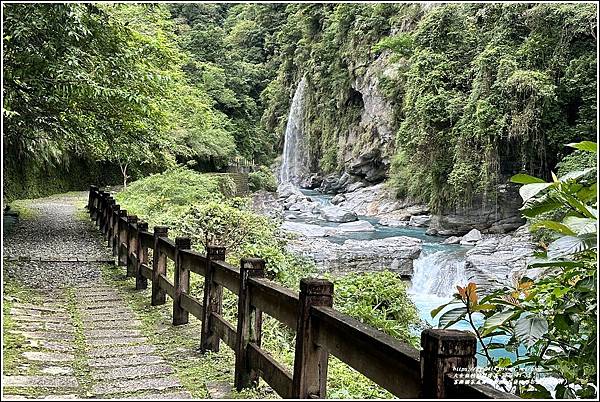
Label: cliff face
xmin=333 ymin=51 xmax=399 ymax=184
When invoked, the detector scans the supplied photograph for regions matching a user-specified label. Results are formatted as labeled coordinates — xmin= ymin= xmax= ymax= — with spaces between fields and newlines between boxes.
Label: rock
xmin=330 ymin=194 xmax=346 ymax=205
xmin=286 ymin=214 xmax=297 ymax=220
xmin=286 ymin=236 xmax=422 ymax=275
xmin=336 ymin=183 xmax=428 ymax=217
xmin=277 ymin=183 xmax=303 ymax=200
xmin=378 ymin=217 xmax=409 ymax=227
xmin=443 ymin=236 xmax=461 ymax=245
xmin=460 ymin=229 xmax=482 ymax=245
xmin=281 ymin=222 xmax=334 ymax=237
xmin=464 ymin=227 xmax=535 ymax=291
xmin=428 ymin=184 xmax=525 ymax=236
xmin=425 ymin=228 xmax=438 ymax=236
xmin=249 ymin=190 xmax=283 ymax=219
xmin=300 ymin=173 xmax=323 ymax=189
xmin=336 ymin=220 xmax=375 ymax=232
xmin=409 ymin=215 xmax=431 ymax=227
xmin=319 ymin=206 xmax=358 ymax=223
xmin=318 ymin=172 xmax=362 ymax=194
xmin=346 ymin=181 xmax=367 ymax=192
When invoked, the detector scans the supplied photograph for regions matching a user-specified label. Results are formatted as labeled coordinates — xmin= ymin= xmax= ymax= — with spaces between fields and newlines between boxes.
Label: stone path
xmin=2 ymin=193 xmax=193 ymax=399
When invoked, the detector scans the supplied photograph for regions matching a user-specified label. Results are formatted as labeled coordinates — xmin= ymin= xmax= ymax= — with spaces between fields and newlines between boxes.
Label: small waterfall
xmin=279 ymin=77 xmax=308 ymax=185
xmin=409 ymin=249 xmax=468 ymax=298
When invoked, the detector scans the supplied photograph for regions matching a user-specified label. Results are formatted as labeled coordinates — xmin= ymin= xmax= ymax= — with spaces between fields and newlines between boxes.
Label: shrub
xmin=248 ymin=165 xmax=277 ymax=192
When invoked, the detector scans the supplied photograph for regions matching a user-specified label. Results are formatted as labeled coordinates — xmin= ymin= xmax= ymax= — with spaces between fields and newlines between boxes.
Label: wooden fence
xmin=87 ymin=186 xmax=515 ymax=400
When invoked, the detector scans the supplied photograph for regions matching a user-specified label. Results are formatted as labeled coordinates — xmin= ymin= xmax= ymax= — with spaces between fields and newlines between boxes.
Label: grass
xmin=99 ymin=263 xmax=277 ymax=399
xmin=1 ymin=280 xmax=82 ymax=398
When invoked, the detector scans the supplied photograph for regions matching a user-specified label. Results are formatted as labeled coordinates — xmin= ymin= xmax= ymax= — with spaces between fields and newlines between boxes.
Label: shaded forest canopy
xmin=3 ymin=3 xmax=597 ymax=205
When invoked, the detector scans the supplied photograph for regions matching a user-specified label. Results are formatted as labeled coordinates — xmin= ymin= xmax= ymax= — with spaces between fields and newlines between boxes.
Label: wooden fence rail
xmin=87 ymin=186 xmax=515 ymax=400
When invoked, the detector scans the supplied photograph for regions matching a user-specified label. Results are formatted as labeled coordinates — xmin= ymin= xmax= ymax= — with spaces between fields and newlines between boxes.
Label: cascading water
xmin=409 ymin=249 xmax=468 ymax=298
xmin=279 ymin=77 xmax=308 ymax=185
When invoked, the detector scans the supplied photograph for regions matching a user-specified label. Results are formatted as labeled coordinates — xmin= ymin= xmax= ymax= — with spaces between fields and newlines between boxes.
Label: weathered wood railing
xmin=88 ymin=186 xmax=515 ymax=399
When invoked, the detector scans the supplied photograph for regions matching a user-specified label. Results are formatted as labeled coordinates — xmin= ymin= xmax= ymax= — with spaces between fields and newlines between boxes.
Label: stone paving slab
xmin=41 ymin=367 xmax=74 ymax=375
xmin=81 ymin=308 xmax=134 ymax=317
xmin=10 ymin=309 xmax=70 ymax=319
xmin=16 ymin=322 xmax=75 ymax=333
xmin=12 ymin=331 xmax=74 ymax=341
xmin=92 ymin=377 xmax=182 ymax=396
xmin=12 ymin=304 xmax=65 ymax=313
xmin=77 ymin=299 xmax=125 ymax=308
xmin=92 ymin=365 xmax=174 ymax=381
xmin=83 ymin=319 xmax=142 ymax=330
xmin=2 ymin=375 xmax=79 ymax=388
xmin=26 ymin=340 xmax=75 ymax=352
xmin=11 ymin=315 xmax=70 ymax=324
xmin=88 ymin=345 xmax=156 ymax=358
xmin=84 ymin=329 xmax=141 ymax=338
xmin=85 ymin=337 xmax=148 ymax=347
xmin=22 ymin=351 xmax=74 ymax=362
xmin=88 ymin=354 xmax=163 ymax=368
xmin=80 ymin=312 xmax=138 ymax=322
xmin=134 ymin=391 xmax=193 ymax=399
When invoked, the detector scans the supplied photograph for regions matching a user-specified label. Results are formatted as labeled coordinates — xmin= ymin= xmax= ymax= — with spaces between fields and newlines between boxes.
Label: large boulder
xmin=320 ymin=206 xmax=358 ymax=223
xmin=409 ymin=215 xmax=431 ymax=227
xmin=460 ymin=229 xmax=482 ymax=245
xmin=428 ymin=184 xmax=525 ymax=236
xmin=330 ymin=194 xmax=346 ymax=205
xmin=286 ymin=236 xmax=423 ymax=275
xmin=336 ymin=220 xmax=375 ymax=233
xmin=277 ymin=183 xmax=303 ymax=200
xmin=281 ymin=222 xmax=333 ymax=237
xmin=300 ymin=173 xmax=323 ymax=190
xmin=464 ymin=225 xmax=535 ymax=291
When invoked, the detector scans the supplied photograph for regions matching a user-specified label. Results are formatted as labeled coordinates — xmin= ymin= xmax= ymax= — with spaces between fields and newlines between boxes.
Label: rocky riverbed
xmin=251 ymin=182 xmax=538 ymax=289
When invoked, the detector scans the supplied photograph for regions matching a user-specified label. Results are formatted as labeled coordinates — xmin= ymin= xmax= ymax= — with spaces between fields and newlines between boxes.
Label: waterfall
xmin=279 ymin=77 xmax=308 ymax=185
xmin=409 ymin=249 xmax=468 ymax=298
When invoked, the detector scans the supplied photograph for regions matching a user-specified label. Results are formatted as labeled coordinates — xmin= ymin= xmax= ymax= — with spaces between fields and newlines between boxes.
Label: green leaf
xmin=527 ymin=257 xmax=584 ymax=268
xmin=559 ymin=167 xmax=597 ymax=182
xmin=562 ymin=216 xmax=597 ymax=235
xmin=510 ymin=173 xmax=546 ymax=184
xmin=520 ymin=193 xmax=562 ymax=218
xmin=482 ymin=310 xmax=517 ymax=336
xmin=531 ymin=220 xmax=576 ymax=235
xmin=567 ymin=141 xmax=597 ymax=153
xmin=437 ymin=306 xmax=467 ymax=329
xmin=547 ymin=233 xmax=597 ymax=259
xmin=519 ymin=182 xmax=553 ymax=202
xmin=514 ymin=315 xmax=548 ymax=347
xmin=430 ymin=301 xmax=455 ymax=318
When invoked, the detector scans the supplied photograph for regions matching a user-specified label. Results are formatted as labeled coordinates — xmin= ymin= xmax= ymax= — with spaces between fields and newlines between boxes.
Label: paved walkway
xmin=2 ymin=193 xmax=193 ymax=399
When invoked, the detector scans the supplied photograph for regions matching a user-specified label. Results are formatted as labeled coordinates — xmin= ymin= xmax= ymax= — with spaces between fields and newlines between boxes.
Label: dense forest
xmin=3 ymin=3 xmax=596 ymax=206
xmin=2 ymin=3 xmax=597 ymax=399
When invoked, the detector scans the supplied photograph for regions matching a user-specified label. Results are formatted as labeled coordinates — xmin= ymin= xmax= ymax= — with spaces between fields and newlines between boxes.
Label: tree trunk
xmin=120 ymin=163 xmax=128 ymax=188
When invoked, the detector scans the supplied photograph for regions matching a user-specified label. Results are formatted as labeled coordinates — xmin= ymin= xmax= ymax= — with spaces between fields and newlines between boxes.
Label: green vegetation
xmin=115 ymin=169 xmax=421 ymax=398
xmin=248 ymin=166 xmax=278 ymax=192
xmin=433 ymin=141 xmax=597 ymax=398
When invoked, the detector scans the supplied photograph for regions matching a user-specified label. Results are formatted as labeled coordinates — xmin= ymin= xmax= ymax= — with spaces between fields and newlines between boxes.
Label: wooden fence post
xmin=114 ymin=209 xmax=127 ymax=257
xmin=103 ymin=198 xmax=115 ymax=238
xmin=151 ymin=226 xmax=169 ymax=306
xmin=291 ymin=278 xmax=333 ymax=399
xmin=95 ymin=190 xmax=106 ymax=228
xmin=126 ymin=215 xmax=138 ymax=277
xmin=136 ymin=221 xmax=149 ymax=290
xmin=117 ymin=210 xmax=128 ymax=266
xmin=173 ymin=237 xmax=192 ymax=325
xmin=234 ymin=257 xmax=265 ymax=391
xmin=88 ymin=185 xmax=98 ymax=212
xmin=201 ymin=245 xmax=226 ymax=352
xmin=107 ymin=204 xmax=118 ymax=249
xmin=90 ymin=187 xmax=100 ymax=221
xmin=420 ymin=328 xmax=477 ymax=399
